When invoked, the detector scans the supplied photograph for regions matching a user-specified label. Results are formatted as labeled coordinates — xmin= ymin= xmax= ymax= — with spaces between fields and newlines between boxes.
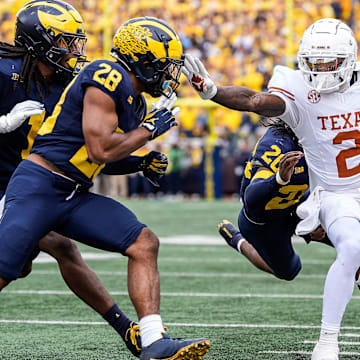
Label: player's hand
xmin=0 ymin=100 xmax=45 ymax=133
xmin=309 ymin=225 xmax=326 ymax=241
xmin=277 ymin=151 xmax=304 ymax=184
xmin=140 ymin=151 xmax=168 ymax=187
xmin=182 ymin=53 xmax=217 ymax=100
xmin=151 ymin=93 xmax=179 ymax=112
xmin=142 ymin=93 xmax=179 ymax=140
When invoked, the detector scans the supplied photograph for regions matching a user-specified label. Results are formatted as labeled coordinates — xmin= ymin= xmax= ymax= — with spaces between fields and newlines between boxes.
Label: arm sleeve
xmin=243 ymin=172 xmax=282 ymax=210
xmin=101 ymin=155 xmax=143 ymax=175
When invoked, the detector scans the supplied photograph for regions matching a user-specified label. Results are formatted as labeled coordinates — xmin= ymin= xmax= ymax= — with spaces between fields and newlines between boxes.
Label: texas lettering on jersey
xmin=318 ymin=112 xmax=360 ymax=130
xmin=268 ymin=65 xmax=360 ymax=191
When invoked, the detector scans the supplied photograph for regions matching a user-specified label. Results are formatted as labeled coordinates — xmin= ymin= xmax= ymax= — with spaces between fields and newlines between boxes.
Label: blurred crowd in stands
xmin=1 ymin=0 xmax=356 ymax=198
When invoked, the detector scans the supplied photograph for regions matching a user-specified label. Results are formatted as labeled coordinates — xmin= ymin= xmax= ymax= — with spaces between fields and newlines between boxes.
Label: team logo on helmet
xmin=110 ymin=17 xmax=184 ymax=98
xmin=308 ymin=89 xmax=321 ymax=104
xmin=113 ymin=24 xmax=152 ymax=61
xmin=15 ymin=0 xmax=87 ymax=75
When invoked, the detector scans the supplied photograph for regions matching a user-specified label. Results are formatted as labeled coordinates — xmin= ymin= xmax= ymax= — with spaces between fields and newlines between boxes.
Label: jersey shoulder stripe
xmin=268 ymin=87 xmax=295 ymax=101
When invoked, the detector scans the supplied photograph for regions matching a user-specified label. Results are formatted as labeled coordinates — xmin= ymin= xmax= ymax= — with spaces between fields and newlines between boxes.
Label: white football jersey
xmin=268 ymin=65 xmax=360 ymax=191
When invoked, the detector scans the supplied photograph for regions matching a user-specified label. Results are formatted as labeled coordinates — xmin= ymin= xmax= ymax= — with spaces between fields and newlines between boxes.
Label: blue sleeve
xmin=244 ymin=175 xmax=282 ymax=209
xmin=101 ymin=155 xmax=143 ymax=175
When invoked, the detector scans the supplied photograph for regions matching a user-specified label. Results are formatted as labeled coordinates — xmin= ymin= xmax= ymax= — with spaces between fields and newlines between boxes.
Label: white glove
xmin=152 ymin=92 xmax=180 ymax=116
xmin=0 ymin=100 xmax=45 ymax=133
xmin=182 ymin=54 xmax=217 ymax=100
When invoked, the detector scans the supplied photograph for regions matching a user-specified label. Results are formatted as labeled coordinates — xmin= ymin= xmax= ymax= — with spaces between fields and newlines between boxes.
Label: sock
xmin=319 ymin=322 xmax=339 ymax=345
xmin=139 ymin=314 xmax=164 ymax=347
xmin=237 ymin=238 xmax=246 ymax=254
xmin=102 ymin=304 xmax=132 ymax=339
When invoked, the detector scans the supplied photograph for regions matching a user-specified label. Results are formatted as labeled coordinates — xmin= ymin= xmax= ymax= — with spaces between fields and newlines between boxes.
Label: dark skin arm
xmin=82 ymin=86 xmax=151 ymax=164
xmin=213 ymin=86 xmax=286 ymax=117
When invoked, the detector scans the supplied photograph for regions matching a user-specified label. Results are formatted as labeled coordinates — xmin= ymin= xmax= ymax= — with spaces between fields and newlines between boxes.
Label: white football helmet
xmin=297 ymin=18 xmax=357 ymax=93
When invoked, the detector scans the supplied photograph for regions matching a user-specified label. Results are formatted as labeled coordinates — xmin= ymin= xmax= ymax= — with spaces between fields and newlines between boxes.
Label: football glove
xmin=182 ymin=54 xmax=217 ymax=100
xmin=142 ymin=94 xmax=179 ymax=140
xmin=0 ymin=100 xmax=45 ymax=133
xmin=140 ymin=151 xmax=168 ymax=187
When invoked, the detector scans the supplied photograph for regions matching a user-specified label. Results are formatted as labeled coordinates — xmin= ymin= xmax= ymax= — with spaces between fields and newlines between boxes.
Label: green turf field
xmin=1 ymin=199 xmax=359 ymax=359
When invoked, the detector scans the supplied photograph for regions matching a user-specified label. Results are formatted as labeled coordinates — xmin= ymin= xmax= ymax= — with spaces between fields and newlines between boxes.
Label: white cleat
xmin=311 ymin=342 xmax=339 ymax=360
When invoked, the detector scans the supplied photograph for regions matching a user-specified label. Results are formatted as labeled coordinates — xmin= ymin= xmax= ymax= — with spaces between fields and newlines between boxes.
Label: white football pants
xmin=320 ymin=190 xmax=360 ymax=329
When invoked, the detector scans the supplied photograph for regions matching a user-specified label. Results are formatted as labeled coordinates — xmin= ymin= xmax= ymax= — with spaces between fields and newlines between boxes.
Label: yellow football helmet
xmin=111 ymin=17 xmax=184 ymax=98
xmin=15 ymin=0 xmax=87 ymax=75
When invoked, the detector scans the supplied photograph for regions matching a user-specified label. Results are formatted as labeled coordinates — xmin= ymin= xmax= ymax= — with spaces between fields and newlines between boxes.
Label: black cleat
xmin=218 ymin=219 xmax=244 ymax=252
xmin=140 ymin=333 xmax=211 ymax=360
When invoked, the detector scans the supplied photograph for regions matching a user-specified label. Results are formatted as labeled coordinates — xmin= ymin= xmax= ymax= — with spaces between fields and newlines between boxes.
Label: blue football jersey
xmin=0 ymin=55 xmax=66 ymax=190
xmin=32 ymin=60 xmax=147 ymax=188
xmin=240 ymin=126 xmax=309 ymax=221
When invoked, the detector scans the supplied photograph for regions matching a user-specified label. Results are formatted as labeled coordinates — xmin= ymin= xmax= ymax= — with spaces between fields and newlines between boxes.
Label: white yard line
xmin=33 ymin=252 xmax=333 ymax=265
xmin=5 ymin=289 xmax=360 ymax=299
xmin=1 ymin=320 xmax=360 ymax=331
xmin=31 ymin=269 xmax=327 ymax=279
xmin=342 ymin=333 xmax=360 ymax=337
xmin=305 ymin=340 xmax=360 ymax=345
xmin=260 ymin=351 xmax=360 ymax=356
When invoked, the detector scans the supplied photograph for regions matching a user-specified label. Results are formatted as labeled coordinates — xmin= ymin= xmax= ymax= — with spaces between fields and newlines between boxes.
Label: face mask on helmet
xmin=110 ymin=17 xmax=184 ymax=98
xmin=297 ymin=18 xmax=357 ymax=94
xmin=15 ymin=0 xmax=87 ymax=76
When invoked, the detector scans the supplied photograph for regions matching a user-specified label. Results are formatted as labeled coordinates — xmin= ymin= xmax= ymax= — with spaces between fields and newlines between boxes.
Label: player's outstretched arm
xmin=182 ymin=53 xmax=286 ymax=117
xmin=82 ymin=87 xmax=177 ymax=164
xmin=214 ymin=86 xmax=286 ymax=117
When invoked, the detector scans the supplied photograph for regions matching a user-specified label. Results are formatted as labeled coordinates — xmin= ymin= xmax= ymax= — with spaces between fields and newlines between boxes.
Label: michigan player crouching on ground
xmin=218 ymin=119 xmax=333 ymax=280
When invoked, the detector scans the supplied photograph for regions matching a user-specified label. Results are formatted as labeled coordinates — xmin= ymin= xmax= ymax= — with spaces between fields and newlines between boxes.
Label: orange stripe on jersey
xmin=268 ymin=87 xmax=295 ymax=101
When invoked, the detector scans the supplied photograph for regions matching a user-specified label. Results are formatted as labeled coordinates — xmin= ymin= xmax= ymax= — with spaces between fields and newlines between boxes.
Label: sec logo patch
xmin=308 ymin=90 xmax=321 ymax=104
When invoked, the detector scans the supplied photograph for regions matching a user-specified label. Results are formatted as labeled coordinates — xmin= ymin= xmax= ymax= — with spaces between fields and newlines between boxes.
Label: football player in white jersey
xmin=183 ymin=18 xmax=360 ymax=360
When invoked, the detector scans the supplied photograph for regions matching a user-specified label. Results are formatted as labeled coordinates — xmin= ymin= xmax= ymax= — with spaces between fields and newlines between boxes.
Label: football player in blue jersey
xmin=0 ymin=1 xmax=173 ymax=357
xmin=0 ymin=15 xmax=211 ymax=360
xmin=217 ymin=120 xmax=332 ymax=280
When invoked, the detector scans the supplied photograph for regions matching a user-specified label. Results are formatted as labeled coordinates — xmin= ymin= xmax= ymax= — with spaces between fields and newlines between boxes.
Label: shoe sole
xmin=149 ymin=340 xmax=211 ymax=360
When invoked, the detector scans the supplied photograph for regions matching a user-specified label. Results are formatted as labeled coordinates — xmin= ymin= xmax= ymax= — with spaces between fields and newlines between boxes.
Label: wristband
xmin=276 ymin=171 xmax=290 ymax=185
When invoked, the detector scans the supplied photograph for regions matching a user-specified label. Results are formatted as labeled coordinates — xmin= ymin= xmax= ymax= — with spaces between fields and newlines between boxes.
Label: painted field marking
xmin=304 ymin=340 xmax=360 ymax=345
xmin=260 ymin=350 xmax=360 ymax=356
xmin=33 ymin=252 xmax=333 ymax=265
xmin=4 ymin=289 xmax=360 ymax=300
xmin=1 ymin=320 xmax=360 ymax=331
xmin=31 ymin=269 xmax=327 ymax=279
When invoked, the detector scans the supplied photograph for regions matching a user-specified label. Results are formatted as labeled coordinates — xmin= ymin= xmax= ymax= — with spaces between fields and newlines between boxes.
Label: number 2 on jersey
xmin=334 ymin=130 xmax=360 ymax=178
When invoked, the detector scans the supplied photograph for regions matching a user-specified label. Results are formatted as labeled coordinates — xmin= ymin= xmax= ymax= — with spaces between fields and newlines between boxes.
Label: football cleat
xmin=140 ymin=333 xmax=211 ymax=360
xmin=218 ymin=220 xmax=244 ymax=252
xmin=356 ymin=267 xmax=360 ymax=291
xmin=124 ymin=322 xmax=169 ymax=358
xmin=124 ymin=321 xmax=142 ymax=357
xmin=311 ymin=341 xmax=339 ymax=360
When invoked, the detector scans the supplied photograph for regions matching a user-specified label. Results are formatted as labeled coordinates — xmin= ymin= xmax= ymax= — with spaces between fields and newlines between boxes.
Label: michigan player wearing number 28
xmin=0 ymin=15 xmax=211 ymax=360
